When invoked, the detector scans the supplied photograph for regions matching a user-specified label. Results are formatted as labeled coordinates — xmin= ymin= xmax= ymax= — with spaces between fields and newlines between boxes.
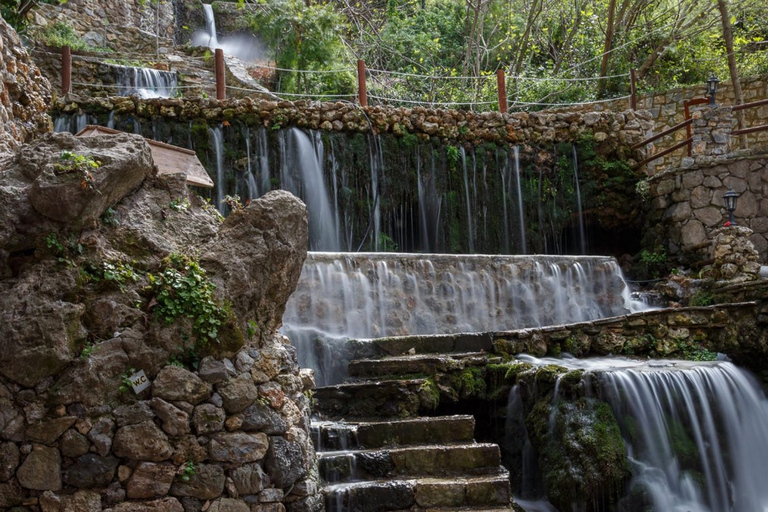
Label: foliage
xmin=38 ymin=21 xmax=95 ymax=52
xmin=169 ymin=197 xmax=191 ymax=212
xmin=222 ymin=194 xmax=243 ymax=211
xmin=676 ymin=339 xmax=718 ymax=361
xmin=81 ymin=260 xmax=140 ymax=290
xmin=243 ymin=0 xmax=355 ymax=95
xmin=638 ymin=248 xmax=668 ymax=278
xmin=178 ymin=461 xmax=196 ymax=482
xmin=44 ymin=232 xmax=82 ymax=266
xmin=147 ymin=253 xmax=228 ymax=344
xmin=101 ymin=207 xmax=119 ymax=226
xmin=80 ymin=341 xmax=95 ymax=360
xmin=118 ymin=368 xmax=137 ymax=393
xmin=1 ymin=0 xmax=64 ymax=33
xmin=689 ymin=290 xmax=715 ymax=307
xmin=55 ymin=150 xmax=100 ymax=191
xmin=231 ymin=0 xmax=768 ymax=106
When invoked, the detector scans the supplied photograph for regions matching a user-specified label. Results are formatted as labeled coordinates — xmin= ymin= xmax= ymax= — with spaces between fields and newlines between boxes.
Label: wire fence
xmin=54 ymin=45 xmax=641 ymax=112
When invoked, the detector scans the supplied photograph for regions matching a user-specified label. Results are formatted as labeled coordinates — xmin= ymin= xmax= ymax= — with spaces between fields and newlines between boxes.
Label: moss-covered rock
xmin=526 ymin=398 xmax=630 ymax=511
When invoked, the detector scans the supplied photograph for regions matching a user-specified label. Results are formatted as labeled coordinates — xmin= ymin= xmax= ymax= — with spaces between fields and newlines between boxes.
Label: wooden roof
xmin=76 ymin=125 xmax=214 ymax=188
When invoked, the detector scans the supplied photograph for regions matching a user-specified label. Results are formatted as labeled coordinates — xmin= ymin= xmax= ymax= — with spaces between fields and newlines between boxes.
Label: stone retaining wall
xmin=51 ymin=95 xmax=652 ymax=148
xmin=31 ymin=0 xmax=176 ymax=43
xmin=642 ymin=153 xmax=768 ymax=262
xmin=0 ymin=17 xmax=51 ymax=160
xmin=554 ymin=75 xmax=768 ymax=175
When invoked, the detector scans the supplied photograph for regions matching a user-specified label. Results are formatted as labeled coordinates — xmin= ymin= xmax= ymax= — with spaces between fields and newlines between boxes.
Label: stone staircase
xmin=312 ymin=349 xmax=520 ymax=512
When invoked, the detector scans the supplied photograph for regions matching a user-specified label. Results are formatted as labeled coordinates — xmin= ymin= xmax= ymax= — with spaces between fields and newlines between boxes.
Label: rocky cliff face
xmin=0 ymin=16 xmax=51 ymax=162
xmin=0 ymin=131 xmax=320 ymax=511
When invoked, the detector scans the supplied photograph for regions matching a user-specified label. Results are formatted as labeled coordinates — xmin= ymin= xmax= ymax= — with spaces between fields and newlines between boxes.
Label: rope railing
xmin=57 ymin=45 xmax=641 ymax=112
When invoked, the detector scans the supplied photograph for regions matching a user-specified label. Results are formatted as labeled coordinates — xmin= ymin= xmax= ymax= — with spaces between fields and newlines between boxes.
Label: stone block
xmin=694 ymin=206 xmax=723 ymax=227
xmin=415 ymin=480 xmax=464 ymax=507
xmin=681 ymin=219 xmax=707 ymax=248
xmin=126 ymin=462 xmax=177 ymax=499
xmin=17 ymin=445 xmax=61 ymax=491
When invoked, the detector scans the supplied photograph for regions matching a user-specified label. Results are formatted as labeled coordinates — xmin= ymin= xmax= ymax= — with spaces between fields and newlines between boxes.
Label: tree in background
xmin=243 ymin=0 xmax=355 ymax=95
xmin=236 ymin=0 xmax=766 ymax=106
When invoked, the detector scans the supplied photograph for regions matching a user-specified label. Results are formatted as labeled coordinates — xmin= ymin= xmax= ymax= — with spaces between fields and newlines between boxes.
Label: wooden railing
xmin=631 ymin=97 xmax=707 ymax=167
xmin=732 ymin=98 xmax=768 ymax=136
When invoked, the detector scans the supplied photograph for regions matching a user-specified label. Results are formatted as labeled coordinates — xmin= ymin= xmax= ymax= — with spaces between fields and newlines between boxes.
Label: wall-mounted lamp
xmin=707 ymin=75 xmax=720 ymax=106
xmin=723 ymin=188 xmax=739 ymax=225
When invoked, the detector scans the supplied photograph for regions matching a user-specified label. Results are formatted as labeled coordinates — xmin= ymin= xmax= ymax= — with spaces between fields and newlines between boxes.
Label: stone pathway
xmin=312 ymin=350 xmax=521 ymax=512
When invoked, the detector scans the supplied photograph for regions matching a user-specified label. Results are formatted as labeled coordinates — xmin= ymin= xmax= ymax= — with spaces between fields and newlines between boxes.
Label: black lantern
xmin=707 ymin=75 xmax=720 ymax=106
xmin=723 ymin=188 xmax=739 ymax=225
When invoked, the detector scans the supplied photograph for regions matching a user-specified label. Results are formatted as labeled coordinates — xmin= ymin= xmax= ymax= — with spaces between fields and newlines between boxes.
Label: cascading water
xmin=193 ymin=3 xmax=264 ymax=61
xmin=510 ymin=356 xmax=768 ymax=512
xmin=572 ymin=144 xmax=587 ymax=254
xmin=279 ymin=129 xmax=341 ymax=251
xmin=209 ymin=126 xmax=225 ymax=214
xmin=114 ymin=65 xmax=177 ymax=99
xmin=282 ymin=253 xmax=643 ymax=385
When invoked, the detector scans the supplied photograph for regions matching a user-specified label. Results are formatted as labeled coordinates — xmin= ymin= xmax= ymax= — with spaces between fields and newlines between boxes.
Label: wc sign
xmin=129 ymin=370 xmax=150 ymax=394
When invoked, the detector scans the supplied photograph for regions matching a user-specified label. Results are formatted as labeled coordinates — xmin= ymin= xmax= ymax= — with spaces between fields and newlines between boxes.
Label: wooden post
xmin=497 ymin=69 xmax=508 ymax=113
xmin=630 ymin=69 xmax=637 ymax=110
xmin=215 ymin=49 xmax=225 ymax=100
xmin=357 ymin=59 xmax=367 ymax=107
xmin=61 ymin=46 xmax=71 ymax=96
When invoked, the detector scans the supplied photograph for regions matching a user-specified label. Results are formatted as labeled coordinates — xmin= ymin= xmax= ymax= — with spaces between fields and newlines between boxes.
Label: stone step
xmin=319 ymin=443 xmax=502 ymax=484
xmin=312 ymin=415 xmax=476 ymax=451
xmin=324 ymin=471 xmax=511 ymax=511
xmin=313 ymin=378 xmax=436 ymax=419
xmin=348 ymin=352 xmax=498 ymax=380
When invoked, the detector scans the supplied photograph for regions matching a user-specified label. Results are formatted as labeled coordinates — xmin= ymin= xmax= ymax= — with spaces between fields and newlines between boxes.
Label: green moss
xmin=450 ymin=366 xmax=486 ymax=399
xmin=418 ymin=378 xmax=440 ymax=411
xmin=527 ymin=398 xmax=630 ymax=510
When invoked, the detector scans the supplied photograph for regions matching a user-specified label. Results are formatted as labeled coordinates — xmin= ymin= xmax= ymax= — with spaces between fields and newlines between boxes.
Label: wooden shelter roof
xmin=76 ymin=125 xmax=214 ymax=188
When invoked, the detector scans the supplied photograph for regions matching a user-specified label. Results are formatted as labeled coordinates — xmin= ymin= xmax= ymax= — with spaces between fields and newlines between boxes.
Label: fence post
xmin=630 ymin=69 xmax=637 ymax=110
xmin=497 ymin=69 xmax=507 ymax=113
xmin=215 ymin=48 xmax=225 ymax=100
xmin=357 ymin=59 xmax=368 ymax=107
xmin=61 ymin=46 xmax=71 ymax=96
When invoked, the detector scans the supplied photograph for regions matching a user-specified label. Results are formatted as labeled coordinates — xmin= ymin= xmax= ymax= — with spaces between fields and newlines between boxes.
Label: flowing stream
xmin=282 ymin=253 xmax=643 ymax=385
xmin=512 ymin=356 xmax=768 ymax=512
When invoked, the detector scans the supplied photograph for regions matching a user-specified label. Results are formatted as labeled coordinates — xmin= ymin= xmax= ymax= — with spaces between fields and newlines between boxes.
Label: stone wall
xmin=31 ymin=0 xmax=176 ymax=43
xmin=50 ymin=95 xmax=652 ymax=148
xmin=554 ymin=74 xmax=768 ymax=175
xmin=642 ymin=153 xmax=768 ymax=262
xmin=0 ymin=131 xmax=322 ymax=511
xmin=0 ymin=17 xmax=51 ymax=161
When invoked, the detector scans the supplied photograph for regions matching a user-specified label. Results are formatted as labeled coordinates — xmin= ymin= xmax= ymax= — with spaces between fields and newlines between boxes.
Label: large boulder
xmin=27 ymin=132 xmax=154 ymax=225
xmin=201 ymin=190 xmax=309 ymax=341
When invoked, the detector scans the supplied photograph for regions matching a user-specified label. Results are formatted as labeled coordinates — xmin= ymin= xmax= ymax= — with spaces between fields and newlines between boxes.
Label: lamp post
xmin=723 ymin=188 xmax=739 ymax=225
xmin=707 ymin=75 xmax=720 ymax=106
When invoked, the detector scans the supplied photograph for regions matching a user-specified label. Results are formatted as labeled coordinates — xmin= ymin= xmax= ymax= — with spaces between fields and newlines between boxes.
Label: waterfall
xmin=279 ymin=128 xmax=340 ymax=251
xmin=513 ymin=356 xmax=768 ymax=512
xmin=201 ymin=3 xmax=218 ymax=48
xmin=209 ymin=126 xmax=225 ymax=214
xmin=572 ymin=144 xmax=587 ymax=254
xmin=513 ymin=146 xmax=527 ymax=254
xmin=282 ymin=253 xmax=643 ymax=384
xmin=461 ymin=147 xmax=475 ymax=253
xmin=53 ymin=113 xmax=90 ymax=134
xmin=114 ymin=65 xmax=177 ymax=99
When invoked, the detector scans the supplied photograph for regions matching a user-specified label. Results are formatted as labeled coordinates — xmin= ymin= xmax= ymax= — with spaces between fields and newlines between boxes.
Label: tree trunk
xmin=717 ymin=0 xmax=746 ymax=145
xmin=597 ymin=0 xmax=617 ymax=97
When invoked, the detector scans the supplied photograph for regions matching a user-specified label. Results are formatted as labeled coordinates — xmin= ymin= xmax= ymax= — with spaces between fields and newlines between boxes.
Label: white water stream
xmin=513 ymin=356 xmax=768 ymax=512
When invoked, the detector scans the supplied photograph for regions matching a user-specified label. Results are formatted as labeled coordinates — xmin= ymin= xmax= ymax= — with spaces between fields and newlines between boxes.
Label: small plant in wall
xmin=119 ymin=368 xmax=137 ymax=393
xmin=147 ymin=253 xmax=229 ymax=344
xmin=178 ymin=461 xmax=196 ymax=482
xmin=55 ymin=150 xmax=101 ymax=191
